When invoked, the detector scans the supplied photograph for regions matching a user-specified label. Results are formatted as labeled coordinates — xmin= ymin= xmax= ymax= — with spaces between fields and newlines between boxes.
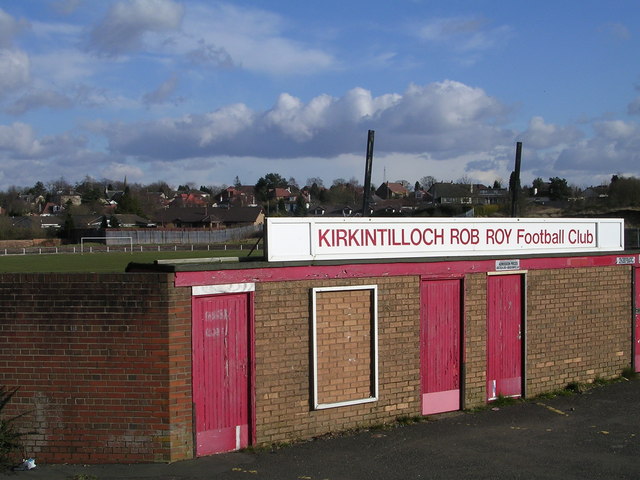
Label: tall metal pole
xmin=362 ymin=130 xmax=375 ymax=217
xmin=510 ymin=141 xmax=522 ymax=217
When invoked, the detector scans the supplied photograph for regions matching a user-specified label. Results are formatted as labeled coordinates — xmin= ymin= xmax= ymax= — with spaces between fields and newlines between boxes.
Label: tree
xmin=255 ymin=173 xmax=287 ymax=202
xmin=234 ymin=176 xmax=241 ymax=188
xmin=493 ymin=179 xmax=502 ymax=189
xmin=117 ymin=186 xmax=143 ymax=215
xmin=531 ymin=177 xmax=545 ymax=196
xmin=608 ymin=175 xmax=640 ymax=207
xmin=395 ymin=179 xmax=411 ymax=190
xmin=295 ymin=195 xmax=308 ymax=216
xmin=27 ymin=181 xmax=47 ymax=197
xmin=306 ymin=177 xmax=324 ymax=188
xmin=548 ymin=177 xmax=570 ymax=201
xmin=61 ymin=212 xmax=75 ymax=242
xmin=420 ymin=176 xmax=437 ymax=190
xmin=76 ymin=176 xmax=104 ymax=212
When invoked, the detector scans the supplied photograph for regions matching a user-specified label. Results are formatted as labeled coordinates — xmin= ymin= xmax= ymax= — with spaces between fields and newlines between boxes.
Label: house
xmin=11 ymin=215 xmax=64 ymax=229
xmin=170 ymin=191 xmax=211 ymax=208
xmin=309 ymin=206 xmax=326 ymax=216
xmin=208 ymin=206 xmax=264 ymax=227
xmin=153 ymin=206 xmax=264 ymax=229
xmin=477 ymin=187 xmax=508 ymax=205
xmin=414 ymin=189 xmax=432 ymax=203
xmin=429 ymin=183 xmax=475 ymax=205
xmin=376 ymin=182 xmax=409 ymax=200
xmin=216 ymin=186 xmax=258 ymax=207
xmin=153 ymin=207 xmax=222 ymax=229
xmin=583 ymin=186 xmax=609 ymax=201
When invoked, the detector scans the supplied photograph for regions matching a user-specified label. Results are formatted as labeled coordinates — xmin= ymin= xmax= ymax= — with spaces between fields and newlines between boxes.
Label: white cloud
xmin=0 ymin=49 xmax=30 ymax=96
xmin=6 ymin=89 xmax=73 ymax=115
xmin=100 ymin=162 xmax=144 ymax=181
xmin=0 ymin=8 xmax=28 ymax=48
xmin=142 ymin=74 xmax=180 ymax=106
xmin=88 ymin=0 xmax=184 ymax=56
xmin=555 ymin=120 xmax=640 ymax=174
xmin=599 ymin=22 xmax=631 ymax=41
xmin=418 ymin=16 xmax=512 ymax=63
xmin=181 ymin=2 xmax=335 ymax=75
xmin=99 ymin=80 xmax=511 ymax=161
xmin=52 ymin=0 xmax=84 ymax=15
xmin=520 ymin=116 xmax=583 ymax=149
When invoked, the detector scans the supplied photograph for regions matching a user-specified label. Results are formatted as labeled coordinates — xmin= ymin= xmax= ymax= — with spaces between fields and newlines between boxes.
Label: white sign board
xmin=266 ymin=217 xmax=624 ymax=262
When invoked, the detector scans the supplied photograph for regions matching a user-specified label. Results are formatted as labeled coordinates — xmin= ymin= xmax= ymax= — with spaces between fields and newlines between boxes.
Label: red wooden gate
xmin=486 ymin=275 xmax=522 ymax=401
xmin=420 ymin=278 xmax=462 ymax=415
xmin=192 ymin=293 xmax=250 ymax=455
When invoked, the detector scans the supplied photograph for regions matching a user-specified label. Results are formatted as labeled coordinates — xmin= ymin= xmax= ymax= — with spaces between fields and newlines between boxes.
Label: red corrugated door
xmin=420 ymin=279 xmax=461 ymax=415
xmin=635 ymin=267 xmax=640 ymax=372
xmin=192 ymin=294 xmax=249 ymax=456
xmin=487 ymin=275 xmax=522 ymax=401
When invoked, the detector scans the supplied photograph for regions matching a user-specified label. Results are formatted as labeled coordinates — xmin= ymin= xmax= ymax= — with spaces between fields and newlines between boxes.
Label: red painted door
xmin=192 ymin=294 xmax=250 ymax=456
xmin=635 ymin=267 xmax=640 ymax=372
xmin=420 ymin=279 xmax=461 ymax=415
xmin=487 ymin=275 xmax=522 ymax=401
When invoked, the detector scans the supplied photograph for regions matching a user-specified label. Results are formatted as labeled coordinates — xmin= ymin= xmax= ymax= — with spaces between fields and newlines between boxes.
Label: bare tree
xmin=419 ymin=176 xmax=437 ymax=190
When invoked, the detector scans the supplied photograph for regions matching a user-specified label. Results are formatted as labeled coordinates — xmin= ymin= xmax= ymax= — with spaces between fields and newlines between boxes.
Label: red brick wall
xmin=0 ymin=273 xmax=192 ymax=464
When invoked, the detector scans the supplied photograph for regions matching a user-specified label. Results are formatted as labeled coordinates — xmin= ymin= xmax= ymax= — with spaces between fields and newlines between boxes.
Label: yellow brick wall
xmin=253 ymin=276 xmax=420 ymax=445
xmin=315 ymin=288 xmax=374 ymax=405
xmin=251 ymin=265 xmax=633 ymax=445
xmin=526 ymin=266 xmax=631 ymax=396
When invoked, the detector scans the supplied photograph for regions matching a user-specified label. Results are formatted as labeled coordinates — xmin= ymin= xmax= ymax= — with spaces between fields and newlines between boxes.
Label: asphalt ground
xmin=6 ymin=378 xmax=640 ymax=480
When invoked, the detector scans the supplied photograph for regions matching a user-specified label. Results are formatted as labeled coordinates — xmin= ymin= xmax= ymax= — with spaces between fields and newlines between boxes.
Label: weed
xmin=396 ymin=415 xmax=425 ymax=425
xmin=621 ymin=367 xmax=637 ymax=380
xmin=490 ymin=394 xmax=521 ymax=407
xmin=0 ymin=386 xmax=29 ymax=468
xmin=68 ymin=475 xmax=99 ymax=480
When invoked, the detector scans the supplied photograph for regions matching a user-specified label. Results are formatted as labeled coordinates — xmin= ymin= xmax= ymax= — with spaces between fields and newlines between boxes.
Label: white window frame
xmin=311 ymin=285 xmax=379 ymax=410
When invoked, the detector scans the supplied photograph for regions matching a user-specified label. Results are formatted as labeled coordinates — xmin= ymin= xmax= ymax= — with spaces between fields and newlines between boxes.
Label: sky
xmin=1 ymin=0 xmax=640 ymax=192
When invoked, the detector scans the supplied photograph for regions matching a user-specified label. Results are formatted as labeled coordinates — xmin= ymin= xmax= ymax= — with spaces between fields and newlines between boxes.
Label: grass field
xmin=0 ymin=249 xmax=260 ymax=273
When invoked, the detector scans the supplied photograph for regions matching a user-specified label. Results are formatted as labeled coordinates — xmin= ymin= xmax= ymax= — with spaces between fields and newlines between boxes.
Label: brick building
xmin=0 ymin=217 xmax=638 ymax=464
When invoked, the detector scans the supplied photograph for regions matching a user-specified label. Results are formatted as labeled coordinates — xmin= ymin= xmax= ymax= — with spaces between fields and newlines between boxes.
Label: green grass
xmin=0 ymin=250 xmax=260 ymax=273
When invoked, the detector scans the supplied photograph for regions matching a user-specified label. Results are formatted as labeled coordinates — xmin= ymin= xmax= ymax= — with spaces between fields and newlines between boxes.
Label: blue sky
xmin=1 ymin=0 xmax=640 ymax=192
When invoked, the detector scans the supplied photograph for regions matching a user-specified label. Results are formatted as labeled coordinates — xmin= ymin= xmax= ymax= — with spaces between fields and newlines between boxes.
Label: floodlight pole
xmin=362 ymin=130 xmax=375 ymax=217
xmin=510 ymin=141 xmax=523 ymax=217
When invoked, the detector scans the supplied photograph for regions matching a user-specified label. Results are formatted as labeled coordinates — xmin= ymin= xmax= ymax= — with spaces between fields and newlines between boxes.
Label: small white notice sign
xmin=495 ymin=259 xmax=521 ymax=271
xmin=616 ymin=256 xmax=636 ymax=265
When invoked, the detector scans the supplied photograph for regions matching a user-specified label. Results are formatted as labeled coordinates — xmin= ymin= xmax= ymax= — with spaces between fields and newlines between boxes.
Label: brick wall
xmin=526 ymin=266 xmax=631 ymax=395
xmin=253 ymin=277 xmax=421 ymax=446
xmin=0 ymin=273 xmax=193 ymax=464
xmin=462 ymin=267 xmax=632 ymax=408
xmin=0 ymin=261 xmax=633 ymax=462
xmin=252 ymin=265 xmax=633 ymax=443
xmin=464 ymin=273 xmax=487 ymax=408
xmin=315 ymin=288 xmax=374 ymax=405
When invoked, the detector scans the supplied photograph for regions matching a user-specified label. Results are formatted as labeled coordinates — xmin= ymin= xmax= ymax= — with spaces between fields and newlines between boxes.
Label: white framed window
xmin=311 ymin=285 xmax=379 ymax=410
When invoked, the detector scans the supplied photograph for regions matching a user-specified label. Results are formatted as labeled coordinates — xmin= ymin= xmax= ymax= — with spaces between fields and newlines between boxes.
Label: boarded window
xmin=311 ymin=285 xmax=378 ymax=409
